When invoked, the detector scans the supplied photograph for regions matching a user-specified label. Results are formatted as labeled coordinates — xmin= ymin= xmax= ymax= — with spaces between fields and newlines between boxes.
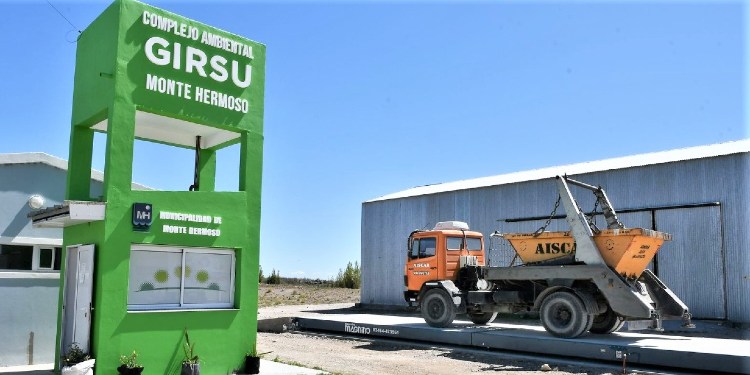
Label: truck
xmin=403 ymin=175 xmax=694 ymax=338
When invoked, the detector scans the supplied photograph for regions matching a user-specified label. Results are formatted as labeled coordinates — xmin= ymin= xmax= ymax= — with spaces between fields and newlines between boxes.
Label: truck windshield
xmin=447 ymin=237 xmax=482 ymax=251
xmin=466 ymin=237 xmax=482 ymax=251
xmin=446 ymin=237 xmax=463 ymax=250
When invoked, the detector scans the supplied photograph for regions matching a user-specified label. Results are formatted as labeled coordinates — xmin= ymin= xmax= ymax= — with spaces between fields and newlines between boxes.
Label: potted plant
xmin=62 ymin=343 xmax=95 ymax=375
xmin=117 ymin=350 xmax=143 ymax=375
xmin=244 ymin=344 xmax=262 ymax=375
xmin=62 ymin=342 xmax=90 ymax=367
xmin=181 ymin=328 xmax=200 ymax=375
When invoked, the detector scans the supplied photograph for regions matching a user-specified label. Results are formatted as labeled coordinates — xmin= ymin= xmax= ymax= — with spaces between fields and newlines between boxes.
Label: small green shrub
xmin=333 ymin=261 xmax=360 ymax=289
xmin=183 ymin=328 xmax=199 ymax=365
xmin=119 ymin=350 xmax=143 ymax=369
xmin=62 ymin=343 xmax=90 ymax=367
xmin=266 ymin=269 xmax=281 ymax=284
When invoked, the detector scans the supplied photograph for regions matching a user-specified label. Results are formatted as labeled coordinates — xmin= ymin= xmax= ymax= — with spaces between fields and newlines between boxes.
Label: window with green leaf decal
xmin=128 ymin=245 xmax=235 ymax=310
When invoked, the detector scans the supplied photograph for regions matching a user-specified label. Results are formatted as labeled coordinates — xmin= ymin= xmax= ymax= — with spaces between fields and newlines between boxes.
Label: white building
xmin=0 ymin=153 xmax=146 ymax=368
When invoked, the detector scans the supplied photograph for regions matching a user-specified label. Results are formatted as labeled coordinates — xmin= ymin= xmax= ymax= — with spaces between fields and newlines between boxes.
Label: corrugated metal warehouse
xmin=361 ymin=140 xmax=750 ymax=323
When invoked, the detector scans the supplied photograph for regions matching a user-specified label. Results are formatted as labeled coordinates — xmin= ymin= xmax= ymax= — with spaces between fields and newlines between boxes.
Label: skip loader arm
xmin=552 ymin=175 xmax=694 ymax=327
xmin=556 ymin=175 xmax=609 ymax=265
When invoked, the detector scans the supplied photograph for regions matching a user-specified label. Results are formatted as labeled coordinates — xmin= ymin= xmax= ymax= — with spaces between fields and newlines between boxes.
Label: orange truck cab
xmin=403 ymin=221 xmax=484 ymax=304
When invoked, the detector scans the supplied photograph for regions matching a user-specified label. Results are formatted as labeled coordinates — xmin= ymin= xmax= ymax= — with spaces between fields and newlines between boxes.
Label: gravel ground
xmin=258 ymin=285 xmax=360 ymax=308
xmin=258 ymin=330 xmax=641 ymax=375
xmin=256 ymin=303 xmax=657 ymax=375
xmin=255 ymin=290 xmax=748 ymax=375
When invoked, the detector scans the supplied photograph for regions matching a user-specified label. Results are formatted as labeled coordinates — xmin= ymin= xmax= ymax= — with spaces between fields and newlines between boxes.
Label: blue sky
xmin=1 ymin=1 xmax=746 ymax=279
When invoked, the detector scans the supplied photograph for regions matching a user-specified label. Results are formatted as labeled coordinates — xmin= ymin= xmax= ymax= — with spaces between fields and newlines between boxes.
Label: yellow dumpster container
xmin=502 ymin=228 xmax=672 ymax=279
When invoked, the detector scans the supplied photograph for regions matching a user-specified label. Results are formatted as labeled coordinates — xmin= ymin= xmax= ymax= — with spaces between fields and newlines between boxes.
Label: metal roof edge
xmin=0 ymin=152 xmax=69 ymax=171
xmin=365 ymin=139 xmax=750 ymax=203
xmin=0 ymin=152 xmax=154 ymax=191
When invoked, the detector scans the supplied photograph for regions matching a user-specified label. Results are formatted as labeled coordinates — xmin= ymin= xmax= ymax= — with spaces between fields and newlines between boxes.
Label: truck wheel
xmin=589 ymin=308 xmax=625 ymax=334
xmin=468 ymin=311 xmax=498 ymax=325
xmin=421 ymin=289 xmax=456 ymax=328
xmin=540 ymin=292 xmax=592 ymax=338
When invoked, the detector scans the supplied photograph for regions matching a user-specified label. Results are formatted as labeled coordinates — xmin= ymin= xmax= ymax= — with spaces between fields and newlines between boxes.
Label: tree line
xmin=258 ymin=261 xmax=360 ymax=289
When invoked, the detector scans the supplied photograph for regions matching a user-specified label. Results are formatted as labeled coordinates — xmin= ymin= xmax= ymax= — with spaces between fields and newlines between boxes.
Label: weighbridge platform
xmin=288 ymin=308 xmax=749 ymax=374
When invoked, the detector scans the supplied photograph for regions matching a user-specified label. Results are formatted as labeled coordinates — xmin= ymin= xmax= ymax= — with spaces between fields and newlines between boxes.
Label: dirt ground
xmin=258 ymin=330 xmax=635 ymax=375
xmin=258 ymin=284 xmax=360 ymax=307
xmin=256 ymin=285 xmax=639 ymax=375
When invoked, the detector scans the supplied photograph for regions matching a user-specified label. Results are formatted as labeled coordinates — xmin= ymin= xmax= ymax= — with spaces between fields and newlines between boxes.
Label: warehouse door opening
xmin=655 ymin=206 xmax=726 ymax=319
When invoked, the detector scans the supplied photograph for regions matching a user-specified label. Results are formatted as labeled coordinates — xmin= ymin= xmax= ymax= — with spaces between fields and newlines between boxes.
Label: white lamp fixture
xmin=28 ymin=194 xmax=45 ymax=209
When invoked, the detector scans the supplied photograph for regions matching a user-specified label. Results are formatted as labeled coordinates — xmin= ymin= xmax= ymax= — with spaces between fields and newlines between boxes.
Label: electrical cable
xmin=46 ymin=0 xmax=82 ymax=42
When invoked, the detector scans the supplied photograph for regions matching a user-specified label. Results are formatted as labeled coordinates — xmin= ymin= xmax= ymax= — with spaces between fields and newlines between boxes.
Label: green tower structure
xmin=50 ymin=0 xmax=265 ymax=373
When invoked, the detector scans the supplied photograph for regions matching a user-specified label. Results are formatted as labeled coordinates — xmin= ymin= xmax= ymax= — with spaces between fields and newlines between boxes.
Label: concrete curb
xmin=0 ymin=360 xmax=326 ymax=375
xmin=258 ymin=317 xmax=294 ymax=333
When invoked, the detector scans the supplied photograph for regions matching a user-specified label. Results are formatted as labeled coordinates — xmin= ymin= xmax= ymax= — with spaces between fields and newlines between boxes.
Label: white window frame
xmin=128 ymin=245 xmax=236 ymax=311
xmin=0 ymin=243 xmax=61 ymax=279
xmin=35 ymin=246 xmax=56 ymax=270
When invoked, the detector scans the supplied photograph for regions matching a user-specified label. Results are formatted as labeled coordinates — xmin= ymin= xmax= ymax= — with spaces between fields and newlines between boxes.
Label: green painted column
xmin=55 ymin=1 xmax=266 ymax=373
xmin=66 ymin=126 xmax=95 ymax=201
xmin=197 ymin=148 xmax=217 ymax=192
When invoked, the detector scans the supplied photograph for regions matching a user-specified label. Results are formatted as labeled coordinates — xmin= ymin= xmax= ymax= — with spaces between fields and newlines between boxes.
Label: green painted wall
xmin=56 ymin=0 xmax=265 ymax=373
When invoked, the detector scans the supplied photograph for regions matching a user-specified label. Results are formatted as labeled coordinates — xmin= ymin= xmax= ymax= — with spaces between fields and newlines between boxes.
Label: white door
xmin=61 ymin=245 xmax=95 ymax=355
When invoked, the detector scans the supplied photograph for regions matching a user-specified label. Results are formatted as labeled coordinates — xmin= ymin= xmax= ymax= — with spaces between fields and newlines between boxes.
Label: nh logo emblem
xmin=132 ymin=203 xmax=153 ymax=231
